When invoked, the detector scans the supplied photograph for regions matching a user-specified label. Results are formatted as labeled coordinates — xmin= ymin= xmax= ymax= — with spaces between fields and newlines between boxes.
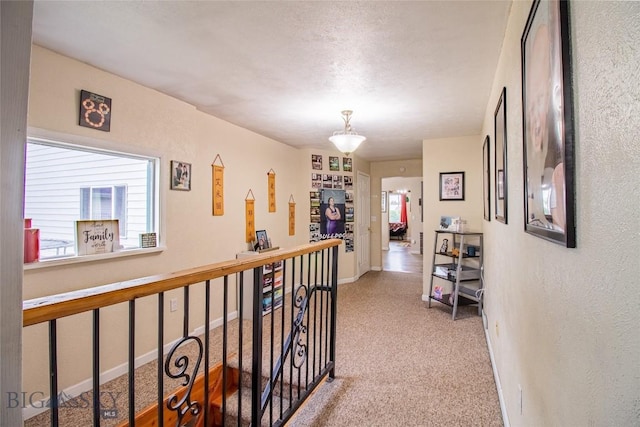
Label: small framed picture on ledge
xmin=255 ymin=230 xmax=270 ymax=251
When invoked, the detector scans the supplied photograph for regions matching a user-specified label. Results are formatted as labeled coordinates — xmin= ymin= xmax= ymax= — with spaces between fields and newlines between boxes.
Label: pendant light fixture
xmin=328 ymin=110 xmax=366 ymax=156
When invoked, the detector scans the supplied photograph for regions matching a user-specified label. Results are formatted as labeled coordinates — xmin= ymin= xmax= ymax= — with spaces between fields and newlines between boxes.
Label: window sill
xmin=23 ymin=246 xmax=165 ymax=271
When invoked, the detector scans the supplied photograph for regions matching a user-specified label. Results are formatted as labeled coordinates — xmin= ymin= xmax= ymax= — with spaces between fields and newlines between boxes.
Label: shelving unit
xmin=261 ymin=260 xmax=283 ymax=315
xmin=236 ymin=251 xmax=284 ymax=319
xmin=428 ymin=230 xmax=483 ymax=320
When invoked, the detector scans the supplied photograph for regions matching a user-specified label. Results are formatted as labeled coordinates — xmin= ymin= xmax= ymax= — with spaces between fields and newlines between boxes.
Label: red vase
xmin=24 ymin=228 xmax=40 ymax=263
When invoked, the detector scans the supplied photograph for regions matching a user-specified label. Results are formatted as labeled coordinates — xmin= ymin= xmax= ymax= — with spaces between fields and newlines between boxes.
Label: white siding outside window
xmin=24 ymin=139 xmax=158 ymax=259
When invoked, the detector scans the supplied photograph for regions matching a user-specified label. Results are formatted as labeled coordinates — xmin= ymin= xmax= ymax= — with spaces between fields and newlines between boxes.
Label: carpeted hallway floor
xmin=289 ymin=270 xmax=502 ymax=426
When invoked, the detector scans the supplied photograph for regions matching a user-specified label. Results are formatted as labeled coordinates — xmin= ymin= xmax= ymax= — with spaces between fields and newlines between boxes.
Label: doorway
xmin=381 ymin=177 xmax=423 ymax=274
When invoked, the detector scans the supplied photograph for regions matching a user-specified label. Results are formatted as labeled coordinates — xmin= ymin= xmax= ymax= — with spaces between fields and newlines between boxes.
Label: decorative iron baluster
xmin=292 ymin=285 xmax=309 ymax=369
xmin=260 ymin=283 xmax=309 ymax=415
xmin=165 ymin=336 xmax=203 ymax=426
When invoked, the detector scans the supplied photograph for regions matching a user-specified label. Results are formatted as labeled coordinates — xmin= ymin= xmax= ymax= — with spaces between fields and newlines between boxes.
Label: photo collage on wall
xmin=309 ymin=154 xmax=354 ymax=252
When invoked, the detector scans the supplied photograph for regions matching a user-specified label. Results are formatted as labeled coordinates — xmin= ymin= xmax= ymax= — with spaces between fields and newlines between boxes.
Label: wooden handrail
xmin=23 ymin=239 xmax=341 ymax=327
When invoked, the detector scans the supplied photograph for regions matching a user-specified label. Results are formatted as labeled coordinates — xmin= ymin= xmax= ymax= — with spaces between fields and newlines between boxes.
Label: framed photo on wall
xmin=522 ymin=0 xmax=576 ymax=247
xmin=171 ymin=160 xmax=191 ymax=191
xmin=439 ymin=172 xmax=465 ymax=201
xmin=483 ymin=135 xmax=491 ymax=221
xmin=494 ymin=87 xmax=507 ymax=223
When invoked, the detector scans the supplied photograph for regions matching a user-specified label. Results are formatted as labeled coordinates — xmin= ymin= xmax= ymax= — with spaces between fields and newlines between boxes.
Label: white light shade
xmin=328 ymin=110 xmax=366 ymax=155
xmin=329 ymin=134 xmax=366 ymax=156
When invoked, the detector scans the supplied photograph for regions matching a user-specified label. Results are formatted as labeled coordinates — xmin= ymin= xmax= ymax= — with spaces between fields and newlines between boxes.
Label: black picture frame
xmin=483 ymin=135 xmax=491 ymax=221
xmin=494 ymin=87 xmax=508 ymax=223
xmin=522 ymin=0 xmax=576 ymax=247
xmin=439 ymin=172 xmax=465 ymax=201
xmin=79 ymin=90 xmax=111 ymax=132
xmin=170 ymin=160 xmax=191 ymax=191
xmin=255 ymin=230 xmax=269 ymax=250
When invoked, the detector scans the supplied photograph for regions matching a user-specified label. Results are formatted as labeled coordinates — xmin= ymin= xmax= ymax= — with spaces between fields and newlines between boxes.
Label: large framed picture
xmin=439 ymin=172 xmax=465 ymax=201
xmin=482 ymin=135 xmax=491 ymax=221
xmin=494 ymin=87 xmax=508 ymax=223
xmin=171 ymin=160 xmax=191 ymax=191
xmin=522 ymin=0 xmax=575 ymax=247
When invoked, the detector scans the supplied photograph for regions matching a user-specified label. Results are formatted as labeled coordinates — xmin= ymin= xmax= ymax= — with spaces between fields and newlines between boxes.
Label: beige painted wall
xmin=22 ymin=46 xmax=361 ymax=399
xmin=370 ymin=159 xmax=422 ymax=269
xmin=422 ymin=135 xmax=483 ymax=287
xmin=479 ymin=1 xmax=640 ymax=425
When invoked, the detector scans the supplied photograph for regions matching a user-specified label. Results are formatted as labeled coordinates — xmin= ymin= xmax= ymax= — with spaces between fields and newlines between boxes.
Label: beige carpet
xmin=25 ymin=270 xmax=502 ymax=426
xmin=289 ymin=271 xmax=502 ymax=427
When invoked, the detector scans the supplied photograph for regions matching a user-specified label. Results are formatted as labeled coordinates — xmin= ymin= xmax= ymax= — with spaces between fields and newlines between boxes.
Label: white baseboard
xmin=421 ymin=293 xmax=429 ymax=302
xmin=483 ymin=310 xmax=510 ymax=427
xmin=371 ymin=266 xmax=382 ymax=271
xmin=23 ymin=311 xmax=238 ymax=420
xmin=338 ymin=276 xmax=357 ymax=285
xmin=410 ymin=250 xmax=420 ymax=255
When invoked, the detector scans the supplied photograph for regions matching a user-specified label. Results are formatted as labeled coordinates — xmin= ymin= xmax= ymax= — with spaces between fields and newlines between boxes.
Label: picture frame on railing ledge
xmin=255 ymin=229 xmax=270 ymax=251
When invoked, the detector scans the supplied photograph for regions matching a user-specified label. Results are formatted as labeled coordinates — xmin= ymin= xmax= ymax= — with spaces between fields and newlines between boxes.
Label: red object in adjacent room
xmin=24 ymin=228 xmax=40 ymax=263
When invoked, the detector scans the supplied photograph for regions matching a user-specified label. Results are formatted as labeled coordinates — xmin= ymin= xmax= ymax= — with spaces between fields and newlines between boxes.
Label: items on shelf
xmin=440 ymin=238 xmax=449 ymax=253
xmin=428 ymin=230 xmax=484 ymax=320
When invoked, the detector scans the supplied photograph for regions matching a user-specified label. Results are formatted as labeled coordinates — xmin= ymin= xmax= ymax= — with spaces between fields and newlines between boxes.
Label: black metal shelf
xmin=429 ymin=294 xmax=477 ymax=307
xmin=435 ymin=251 xmax=480 ymax=259
xmin=428 ymin=230 xmax=484 ymax=320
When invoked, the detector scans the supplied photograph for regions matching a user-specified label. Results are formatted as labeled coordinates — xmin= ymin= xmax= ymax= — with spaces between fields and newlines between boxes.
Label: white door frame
xmin=357 ymin=171 xmax=371 ymax=278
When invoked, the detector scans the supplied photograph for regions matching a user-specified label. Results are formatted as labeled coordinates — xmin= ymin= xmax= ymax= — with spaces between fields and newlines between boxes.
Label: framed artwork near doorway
xmin=439 ymin=172 xmax=465 ymax=201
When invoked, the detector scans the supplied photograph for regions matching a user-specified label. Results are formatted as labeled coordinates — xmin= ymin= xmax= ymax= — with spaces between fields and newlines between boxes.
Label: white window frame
xmin=388 ymin=193 xmax=402 ymax=223
xmin=24 ymin=128 xmax=163 ymax=269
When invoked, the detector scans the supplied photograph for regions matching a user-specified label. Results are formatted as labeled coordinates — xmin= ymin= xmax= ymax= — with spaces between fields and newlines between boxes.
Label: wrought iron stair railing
xmin=22 ymin=239 xmax=340 ymax=427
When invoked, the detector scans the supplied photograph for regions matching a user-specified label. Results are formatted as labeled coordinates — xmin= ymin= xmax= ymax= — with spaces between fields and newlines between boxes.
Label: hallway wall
xmin=479 ymin=1 xmax=640 ymax=425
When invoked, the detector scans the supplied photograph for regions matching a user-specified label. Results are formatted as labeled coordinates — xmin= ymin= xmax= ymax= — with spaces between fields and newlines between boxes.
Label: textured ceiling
xmin=32 ymin=1 xmax=511 ymax=161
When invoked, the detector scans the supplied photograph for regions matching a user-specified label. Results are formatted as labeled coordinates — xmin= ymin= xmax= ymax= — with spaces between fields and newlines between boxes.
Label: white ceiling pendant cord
xmin=328 ymin=110 xmax=366 ymax=156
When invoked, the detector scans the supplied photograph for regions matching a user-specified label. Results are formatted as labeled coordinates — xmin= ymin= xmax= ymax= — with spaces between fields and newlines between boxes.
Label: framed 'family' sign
xmin=75 ymin=220 xmax=120 ymax=255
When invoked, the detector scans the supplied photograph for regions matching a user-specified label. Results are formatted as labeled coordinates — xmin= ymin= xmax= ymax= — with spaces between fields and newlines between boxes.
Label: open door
xmin=357 ymin=171 xmax=371 ymax=277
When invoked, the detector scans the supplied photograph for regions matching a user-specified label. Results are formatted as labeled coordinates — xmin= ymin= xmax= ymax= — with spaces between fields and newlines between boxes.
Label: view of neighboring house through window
xmin=24 ymin=138 xmax=158 ymax=259
xmin=388 ymin=193 xmax=402 ymax=223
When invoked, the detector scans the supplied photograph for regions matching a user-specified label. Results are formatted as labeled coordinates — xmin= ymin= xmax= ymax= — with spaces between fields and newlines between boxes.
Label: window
xmin=25 ymin=138 xmax=159 ymax=260
xmin=80 ymin=186 xmax=127 ymax=237
xmin=388 ymin=193 xmax=402 ymax=223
